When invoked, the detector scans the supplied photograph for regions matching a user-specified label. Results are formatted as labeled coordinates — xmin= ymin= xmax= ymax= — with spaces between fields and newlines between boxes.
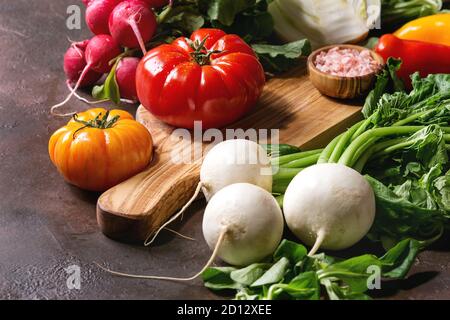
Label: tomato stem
xmin=72 ymin=111 xmax=120 ymax=139
xmin=188 ymin=36 xmax=222 ymax=66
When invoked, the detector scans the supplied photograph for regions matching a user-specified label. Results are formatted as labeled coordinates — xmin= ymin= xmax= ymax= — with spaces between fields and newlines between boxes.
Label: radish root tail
xmin=129 ymin=13 xmax=147 ymax=56
xmin=308 ymin=230 xmax=326 ymax=256
xmin=50 ymin=64 xmax=91 ymax=117
xmin=67 ymin=81 xmax=109 ymax=105
xmin=164 ymin=228 xmax=195 ymax=241
xmin=144 ymin=182 xmax=203 ymax=246
xmin=96 ymin=229 xmax=227 ymax=282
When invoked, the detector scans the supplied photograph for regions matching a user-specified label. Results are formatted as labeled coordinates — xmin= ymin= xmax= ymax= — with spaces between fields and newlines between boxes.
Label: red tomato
xmin=136 ymin=29 xmax=266 ymax=129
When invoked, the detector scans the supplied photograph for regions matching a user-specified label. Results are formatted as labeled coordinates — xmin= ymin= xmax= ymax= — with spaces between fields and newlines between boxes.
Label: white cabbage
xmin=269 ymin=0 xmax=381 ymax=49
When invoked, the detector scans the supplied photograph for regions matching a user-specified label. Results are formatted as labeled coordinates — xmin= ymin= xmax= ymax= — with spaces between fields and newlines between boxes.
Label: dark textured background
xmin=0 ymin=0 xmax=448 ymax=300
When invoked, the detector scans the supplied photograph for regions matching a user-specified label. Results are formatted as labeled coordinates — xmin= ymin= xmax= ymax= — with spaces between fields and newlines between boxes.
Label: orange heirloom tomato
xmin=48 ymin=108 xmax=153 ymax=192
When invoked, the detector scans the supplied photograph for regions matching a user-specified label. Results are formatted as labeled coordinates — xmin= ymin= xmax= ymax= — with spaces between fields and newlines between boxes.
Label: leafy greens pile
xmin=203 ymin=238 xmax=421 ymax=300
xmin=155 ymin=0 xmax=311 ymax=73
xmin=363 ymin=67 xmax=450 ymax=247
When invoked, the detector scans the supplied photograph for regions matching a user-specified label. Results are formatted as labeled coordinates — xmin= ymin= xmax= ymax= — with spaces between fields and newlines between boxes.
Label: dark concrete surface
xmin=0 ymin=0 xmax=449 ymax=300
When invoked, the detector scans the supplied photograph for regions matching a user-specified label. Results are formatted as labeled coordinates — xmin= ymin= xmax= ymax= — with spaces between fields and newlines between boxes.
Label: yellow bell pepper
xmin=394 ymin=14 xmax=450 ymax=47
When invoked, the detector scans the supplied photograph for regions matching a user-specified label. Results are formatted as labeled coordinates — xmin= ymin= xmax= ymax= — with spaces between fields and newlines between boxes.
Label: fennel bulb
xmin=269 ymin=0 xmax=381 ymax=48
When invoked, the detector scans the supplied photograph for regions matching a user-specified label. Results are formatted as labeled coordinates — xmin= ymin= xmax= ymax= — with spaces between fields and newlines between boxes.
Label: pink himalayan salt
xmin=315 ymin=47 xmax=382 ymax=77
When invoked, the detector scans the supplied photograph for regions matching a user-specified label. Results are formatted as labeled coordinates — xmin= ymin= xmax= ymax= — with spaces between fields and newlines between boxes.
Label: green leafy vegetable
xmin=362 ymin=58 xmax=404 ymax=118
xmin=380 ymin=238 xmax=421 ymax=278
xmin=230 ymin=263 xmax=271 ymax=286
xmin=250 ymin=257 xmax=289 ymax=287
xmin=273 ymin=239 xmax=307 ymax=264
xmin=203 ymin=238 xmax=420 ymax=300
xmin=251 ymin=39 xmax=312 ymax=73
xmin=207 ymin=0 xmax=257 ymax=26
xmin=202 ymin=267 xmax=242 ymax=290
xmin=92 ymin=59 xmax=121 ymax=105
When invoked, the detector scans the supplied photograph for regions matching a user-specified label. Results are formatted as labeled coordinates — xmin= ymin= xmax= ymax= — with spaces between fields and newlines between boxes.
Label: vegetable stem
xmin=273 ymin=168 xmax=303 ymax=181
xmin=318 ymin=134 xmax=343 ymax=164
xmin=282 ymin=154 xmax=321 ymax=168
xmin=272 ymin=149 xmax=322 ymax=166
xmin=338 ymin=126 xmax=430 ymax=167
xmin=329 ymin=121 xmax=364 ymax=163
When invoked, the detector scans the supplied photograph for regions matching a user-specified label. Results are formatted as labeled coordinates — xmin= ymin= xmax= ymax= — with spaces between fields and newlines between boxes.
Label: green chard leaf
xmin=387 ymin=58 xmax=405 ymax=93
xmin=317 ymin=254 xmax=382 ymax=293
xmin=264 ymin=271 xmax=320 ymax=300
xmin=273 ymin=239 xmax=307 ymax=265
xmin=380 ymin=238 xmax=421 ymax=279
xmin=157 ymin=3 xmax=206 ymax=35
xmin=207 ymin=0 xmax=256 ymax=26
xmin=321 ymin=279 xmax=371 ymax=300
xmin=209 ymin=0 xmax=274 ymax=41
xmin=365 ymin=175 xmax=445 ymax=244
xmin=251 ymin=257 xmax=290 ymax=287
xmin=202 ymin=266 xmax=242 ymax=290
xmin=362 ymin=58 xmax=404 ymax=118
xmin=252 ymin=39 xmax=312 ymax=73
xmin=230 ymin=263 xmax=271 ymax=286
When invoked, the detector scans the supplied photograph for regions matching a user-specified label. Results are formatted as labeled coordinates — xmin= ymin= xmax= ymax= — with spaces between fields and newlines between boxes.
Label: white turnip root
xmin=283 ymin=163 xmax=376 ymax=256
xmin=109 ymin=0 xmax=157 ymax=55
xmin=85 ymin=0 xmax=123 ymax=35
xmin=63 ymin=40 xmax=102 ymax=88
xmin=97 ymin=183 xmax=284 ymax=281
xmin=144 ymin=139 xmax=273 ymax=246
xmin=200 ymin=139 xmax=273 ymax=201
xmin=51 ymin=35 xmax=121 ymax=116
xmin=115 ymin=57 xmax=140 ymax=100
xmin=203 ymin=183 xmax=284 ymax=266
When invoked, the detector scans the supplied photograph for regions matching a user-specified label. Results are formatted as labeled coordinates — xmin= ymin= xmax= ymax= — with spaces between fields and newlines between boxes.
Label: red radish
xmin=85 ymin=0 xmax=123 ymax=35
xmin=51 ymin=35 xmax=121 ymax=116
xmin=108 ymin=0 xmax=157 ymax=55
xmin=82 ymin=0 xmax=93 ymax=6
xmin=64 ymin=40 xmax=102 ymax=88
xmin=85 ymin=34 xmax=122 ymax=73
xmin=116 ymin=57 xmax=140 ymax=100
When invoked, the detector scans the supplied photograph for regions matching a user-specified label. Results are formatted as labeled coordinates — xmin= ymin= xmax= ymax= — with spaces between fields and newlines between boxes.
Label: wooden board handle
xmin=97 ymin=162 xmax=200 ymax=243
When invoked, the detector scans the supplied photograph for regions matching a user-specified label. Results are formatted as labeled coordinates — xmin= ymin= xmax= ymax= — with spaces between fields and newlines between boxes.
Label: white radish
xmin=283 ymin=163 xmax=376 ymax=256
xmin=200 ymin=139 xmax=273 ymax=201
xmin=202 ymin=183 xmax=284 ymax=266
xmin=97 ymin=183 xmax=284 ymax=280
xmin=144 ymin=139 xmax=273 ymax=245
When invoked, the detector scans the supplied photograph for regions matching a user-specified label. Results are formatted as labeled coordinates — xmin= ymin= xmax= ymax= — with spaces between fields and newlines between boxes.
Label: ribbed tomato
xmin=136 ymin=28 xmax=266 ymax=129
xmin=49 ymin=108 xmax=153 ymax=192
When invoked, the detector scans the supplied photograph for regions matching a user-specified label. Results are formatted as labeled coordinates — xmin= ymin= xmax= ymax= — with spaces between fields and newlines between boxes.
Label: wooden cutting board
xmin=97 ymin=66 xmax=363 ymax=243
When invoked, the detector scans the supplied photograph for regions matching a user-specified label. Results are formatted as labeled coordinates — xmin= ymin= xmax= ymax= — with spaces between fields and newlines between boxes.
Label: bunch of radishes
xmin=52 ymin=0 xmax=169 ymax=115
